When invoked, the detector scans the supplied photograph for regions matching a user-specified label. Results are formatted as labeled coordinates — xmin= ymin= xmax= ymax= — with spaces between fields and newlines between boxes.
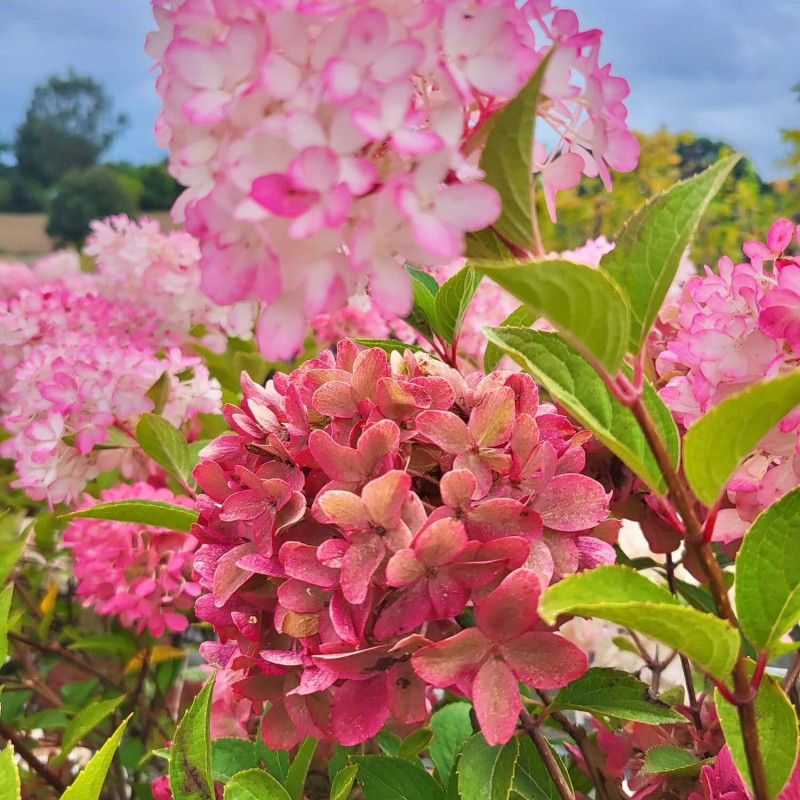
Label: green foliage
xmin=514 ymin=736 xmax=571 ymax=800
xmin=211 ymin=739 xmax=259 ymax=783
xmin=551 ymin=668 xmax=685 ymax=724
xmin=351 ymin=339 xmax=429 ymax=356
xmin=62 ymin=499 xmax=198 ymax=532
xmin=223 ymin=769 xmax=291 ymax=800
xmin=716 ymin=672 xmax=798 ymax=799
xmin=736 ymin=487 xmax=800 ymax=652
xmin=404 ymin=265 xmax=441 ymax=342
xmin=0 ymin=586 xmax=13 ymax=668
xmin=47 ymin=165 xmax=137 ymax=246
xmin=683 ymin=371 xmax=800 ymax=505
xmin=475 ymin=259 xmax=630 ymax=371
xmin=136 ymin=413 xmax=193 ymax=487
xmin=457 ymin=734 xmax=518 ymax=800
xmin=137 ymin=161 xmax=183 ymax=210
xmin=353 ymin=755 xmax=445 ymax=800
xmin=397 ymin=729 xmax=433 ymax=762
xmin=479 ymin=55 xmax=549 ymax=250
xmin=483 ymin=327 xmax=679 ymax=494
xmin=0 ymin=743 xmax=20 ymax=800
xmin=53 ymin=695 xmax=124 ymax=765
xmin=483 ymin=305 xmax=537 ymax=372
xmin=540 ymin=566 xmax=739 ymax=680
xmin=169 ymin=674 xmax=215 ymax=800
xmin=285 ymin=738 xmax=317 ymax=800
xmin=429 ymin=703 xmax=474 ymax=783
xmin=61 ymin=714 xmax=131 ymax=800
xmin=639 ymin=746 xmax=704 ymax=777
xmin=435 ymin=267 xmax=481 ymax=345
xmin=330 ymin=765 xmax=359 ymax=800
xmin=602 ymin=154 xmax=739 ymax=351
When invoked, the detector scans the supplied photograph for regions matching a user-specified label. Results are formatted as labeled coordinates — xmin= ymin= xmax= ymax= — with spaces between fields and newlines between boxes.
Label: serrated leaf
xmin=146 ymin=371 xmax=171 ymax=415
xmin=404 ymin=266 xmax=441 ymax=340
xmin=0 ymin=742 xmax=20 ymax=800
xmin=483 ymin=305 xmax=537 ymax=373
xmin=513 ymin=735 xmax=571 ymax=800
xmin=223 ymin=769 xmax=292 ymax=800
xmin=211 ymin=739 xmax=258 ymax=783
xmin=483 ymin=327 xmax=679 ymax=494
xmin=0 ymin=586 xmax=13 ymax=667
xmin=480 ymin=55 xmax=550 ymax=250
xmin=285 ymin=737 xmax=316 ymax=800
xmin=170 ymin=674 xmax=215 ymax=800
xmin=458 ymin=733 xmax=518 ymax=800
xmin=256 ymin=715 xmax=290 ymax=784
xmin=736 ymin=487 xmax=800 ymax=652
xmin=683 ymin=371 xmax=800 ymax=506
xmin=435 ymin=267 xmax=480 ymax=345
xmin=475 ymin=259 xmax=630 ymax=372
xmin=330 ymin=764 xmax=359 ymax=800
xmin=62 ymin=499 xmax=198 ymax=533
xmin=551 ymin=667 xmax=685 ymax=724
xmin=639 ymin=746 xmax=704 ymax=777
xmin=136 ymin=412 xmax=192 ymax=485
xmin=716 ymin=671 xmax=798 ymax=799
xmin=603 ymin=154 xmax=740 ymax=351
xmin=397 ymin=728 xmax=433 ymax=761
xmin=353 ymin=755 xmax=445 ymax=800
xmin=351 ymin=339 xmax=429 ymax=357
xmin=54 ymin=695 xmax=125 ymax=765
xmin=540 ymin=566 xmax=739 ymax=681
xmin=430 ymin=703 xmax=474 ymax=782
xmin=61 ymin=714 xmax=131 ymax=800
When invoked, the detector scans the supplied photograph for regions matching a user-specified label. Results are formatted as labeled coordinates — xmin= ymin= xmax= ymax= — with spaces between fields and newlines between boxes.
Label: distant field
xmin=0 ymin=211 xmax=177 ymax=259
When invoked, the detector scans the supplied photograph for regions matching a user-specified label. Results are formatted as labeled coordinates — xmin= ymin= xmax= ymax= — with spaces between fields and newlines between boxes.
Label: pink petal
xmin=361 ymin=470 xmax=411 ymax=529
xmin=472 ymin=657 xmax=521 ymax=746
xmin=415 ymin=411 xmax=471 ymax=454
xmin=356 ymin=419 xmax=401 ymax=479
xmin=411 ymin=628 xmax=490 ymax=687
xmin=475 ymin=569 xmax=541 ymax=643
xmin=331 ymin=676 xmax=389 ymax=745
xmin=440 ymin=469 xmax=478 ymax=510
xmin=534 ymin=474 xmax=609 ymax=531
xmin=341 ymin=531 xmax=384 ymax=604
xmin=251 ymin=173 xmax=316 ymax=217
xmin=385 ymin=548 xmax=425 ymax=588
xmin=256 ymin=300 xmax=307 ymax=362
xmin=315 ymin=490 xmax=370 ymax=529
xmin=501 ymin=631 xmax=587 ymax=688
xmin=428 ymin=570 xmax=469 ymax=618
xmin=415 ymin=518 xmax=468 ymax=567
xmin=373 ymin=581 xmax=432 ymax=640
xmin=767 ymin=219 xmax=796 ymax=254
xmin=312 ymin=382 xmax=358 ymax=419
xmin=280 ymin=542 xmax=340 ymax=588
xmin=309 ymin=430 xmax=364 ymax=482
xmin=387 ymin=660 xmax=427 ymax=723
xmin=469 ymin=387 xmax=516 ymax=448
xmin=409 ymin=213 xmax=462 ymax=260
xmin=434 ymin=183 xmax=501 ymax=231
xmin=467 ymin=499 xmax=542 ymax=541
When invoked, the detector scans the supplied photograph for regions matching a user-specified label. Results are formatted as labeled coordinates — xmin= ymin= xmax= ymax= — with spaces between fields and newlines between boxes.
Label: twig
xmin=0 ymin=719 xmax=67 ymax=793
xmin=630 ymin=395 xmax=770 ymax=800
xmin=782 ymin=649 xmax=800 ymax=694
xmin=519 ymin=708 xmax=575 ymax=800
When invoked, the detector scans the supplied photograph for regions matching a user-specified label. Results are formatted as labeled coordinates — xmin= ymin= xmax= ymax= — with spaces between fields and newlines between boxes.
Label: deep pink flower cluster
xmin=191 ymin=341 xmax=615 ymax=746
xmin=655 ymin=220 xmax=800 ymax=539
xmin=63 ymin=483 xmax=201 ymax=637
xmin=0 ymin=251 xmax=83 ymax=301
xmin=147 ymin=0 xmax=637 ymax=360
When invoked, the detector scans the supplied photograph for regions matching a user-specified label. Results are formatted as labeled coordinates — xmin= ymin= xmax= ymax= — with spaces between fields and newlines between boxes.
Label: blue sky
xmin=2 ymin=0 xmax=799 ymax=179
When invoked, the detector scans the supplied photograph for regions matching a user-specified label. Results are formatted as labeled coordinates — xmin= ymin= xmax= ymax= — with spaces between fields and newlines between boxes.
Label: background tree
xmin=13 ymin=69 xmax=128 ymax=189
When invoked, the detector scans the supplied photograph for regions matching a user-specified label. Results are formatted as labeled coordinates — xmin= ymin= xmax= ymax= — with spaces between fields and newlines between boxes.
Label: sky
xmin=1 ymin=0 xmax=799 ymax=179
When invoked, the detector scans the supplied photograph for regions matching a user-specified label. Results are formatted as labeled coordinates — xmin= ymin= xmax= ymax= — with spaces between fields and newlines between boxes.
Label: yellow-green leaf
xmin=62 ymin=499 xmax=197 ymax=533
xmin=170 ymin=674 xmax=215 ymax=800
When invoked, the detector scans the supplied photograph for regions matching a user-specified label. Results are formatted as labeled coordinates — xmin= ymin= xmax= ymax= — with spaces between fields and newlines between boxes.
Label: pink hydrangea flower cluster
xmin=1 ymin=340 xmax=220 ymax=505
xmin=191 ymin=341 xmax=616 ymax=747
xmin=654 ymin=220 xmax=800 ymax=539
xmin=85 ymin=215 xmax=256 ymax=352
xmin=0 ymin=251 xmax=84 ymax=301
xmin=147 ymin=0 xmax=637 ymax=360
xmin=63 ymin=483 xmax=201 ymax=637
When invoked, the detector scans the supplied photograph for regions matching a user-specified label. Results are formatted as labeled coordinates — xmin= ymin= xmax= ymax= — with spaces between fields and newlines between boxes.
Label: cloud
xmin=0 ymin=1 xmax=797 ymax=177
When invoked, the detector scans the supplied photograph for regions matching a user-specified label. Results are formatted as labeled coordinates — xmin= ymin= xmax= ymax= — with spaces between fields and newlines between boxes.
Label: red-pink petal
xmin=385 ymin=548 xmax=425 ymax=587
xmin=415 ymin=410 xmax=471 ymax=454
xmin=469 ymin=386 xmax=516 ymax=448
xmin=373 ymin=581 xmax=431 ymax=640
xmin=341 ymin=531 xmax=384 ymax=604
xmin=440 ymin=469 xmax=477 ymax=510
xmin=315 ymin=490 xmax=370 ymax=530
xmin=411 ymin=628 xmax=489 ymax=687
xmin=309 ymin=430 xmax=364 ymax=482
xmin=475 ymin=569 xmax=541 ymax=643
xmin=362 ymin=470 xmax=411 ymax=529
xmin=331 ymin=676 xmax=389 ymax=745
xmin=472 ymin=657 xmax=521 ymax=746
xmin=388 ymin=660 xmax=428 ymax=724
xmin=415 ymin=517 xmax=467 ymax=567
xmin=534 ymin=474 xmax=609 ymax=531
xmin=467 ymin=499 xmax=542 ymax=541
xmin=501 ymin=631 xmax=587 ymax=688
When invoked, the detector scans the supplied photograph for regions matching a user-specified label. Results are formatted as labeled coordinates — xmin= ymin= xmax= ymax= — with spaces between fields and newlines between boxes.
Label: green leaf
xmin=54 ymin=695 xmax=125 ymax=765
xmin=146 ymin=371 xmax=171 ymax=415
xmin=330 ymin=764 xmax=359 ymax=800
xmin=716 ymin=671 xmax=798 ymax=799
xmin=684 ymin=371 xmax=800 ymax=505
xmin=458 ymin=733 xmax=518 ymax=800
xmin=397 ymin=728 xmax=433 ymax=761
xmin=136 ymin=412 xmax=192 ymax=485
xmin=353 ymin=755 xmax=445 ymax=800
xmin=223 ymin=769 xmax=292 ymax=800
xmin=475 ymin=259 xmax=630 ymax=372
xmin=639 ymin=746 xmax=704 ymax=777
xmin=351 ymin=339 xmax=429 ymax=357
xmin=466 ymin=228 xmax=512 ymax=261
xmin=611 ymin=636 xmax=641 ymax=656
xmin=0 ymin=586 xmax=13 ymax=667
xmin=68 ymin=633 xmax=138 ymax=660
xmin=327 ymin=745 xmax=355 ymax=784
xmin=62 ymin=499 xmax=198 ymax=533
xmin=483 ymin=305 xmax=537 ymax=373
xmin=0 ymin=743 xmax=20 ymax=800
xmin=551 ymin=667 xmax=685 ymax=724
xmin=256 ymin=715 xmax=290 ymax=783
xmin=483 ymin=328 xmax=679 ymax=494
xmin=602 ymin=154 xmax=741 ymax=352
xmin=430 ymin=703 xmax=474 ymax=782
xmin=285 ymin=737 xmax=317 ymax=800
xmin=61 ymin=714 xmax=131 ymax=800
xmin=479 ymin=55 xmax=550 ymax=250
xmin=377 ymin=731 xmax=402 ymax=757
xmin=540 ymin=566 xmax=739 ymax=681
xmin=404 ymin=266 xmax=441 ymax=341
xmin=673 ymin=579 xmax=717 ymax=615
xmin=63 ymin=425 xmax=137 ymax=451
xmin=211 ymin=739 xmax=258 ymax=783
xmin=513 ymin=735 xmax=571 ymax=800
xmin=736 ymin=487 xmax=800 ymax=652
xmin=0 ymin=536 xmax=25 ymax=586
xmin=170 ymin=674 xmax=215 ymax=800
xmin=435 ymin=267 xmax=481 ymax=345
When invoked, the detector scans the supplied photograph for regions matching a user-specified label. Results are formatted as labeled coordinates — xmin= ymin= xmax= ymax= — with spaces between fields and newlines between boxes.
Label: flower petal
xmin=475 ymin=569 xmax=541 ymax=643
xmin=501 ymin=631 xmax=587 ymax=688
